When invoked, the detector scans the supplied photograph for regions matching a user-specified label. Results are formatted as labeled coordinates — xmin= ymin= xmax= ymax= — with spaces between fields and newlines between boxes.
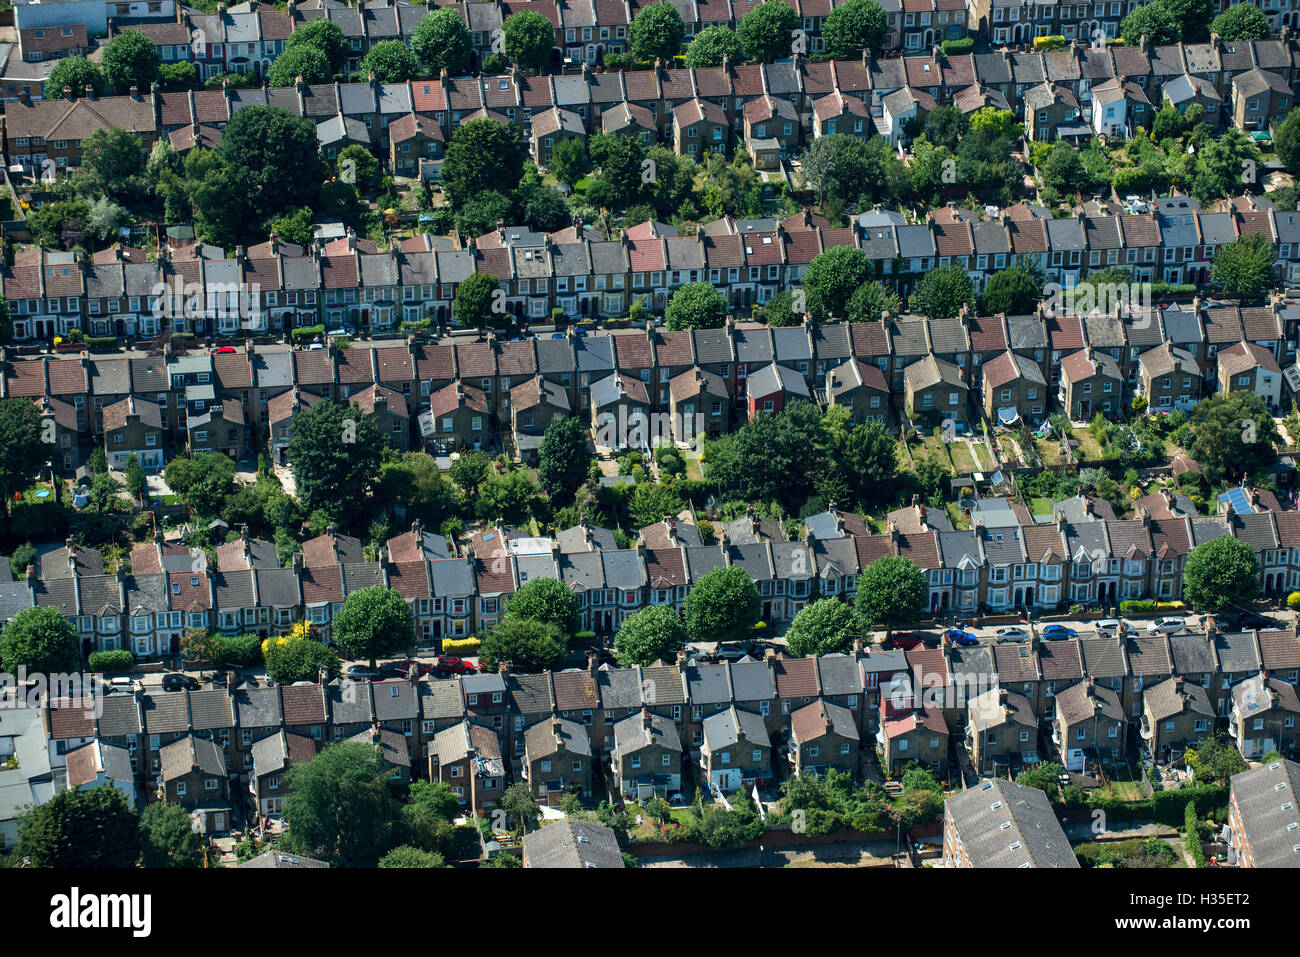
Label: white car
xmin=1146 ymin=616 xmax=1187 ymax=635
xmin=1094 ymin=619 xmax=1121 ymax=638
xmin=996 ymin=627 xmax=1029 ymax=640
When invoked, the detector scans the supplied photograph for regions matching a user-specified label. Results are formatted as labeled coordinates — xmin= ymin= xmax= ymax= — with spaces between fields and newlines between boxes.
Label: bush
xmin=86 ymin=336 xmax=118 ymax=349
xmin=940 ymin=36 xmax=973 ymax=55
xmin=441 ymin=637 xmax=481 ymax=656
xmin=290 ymin=324 xmax=326 ymax=340
xmin=1119 ymin=599 xmax=1157 ymax=615
xmin=1185 ymin=800 xmax=1206 ymax=867
xmin=211 ymin=633 xmax=263 ymax=668
xmin=1288 ymin=592 xmax=1300 ymax=610
xmin=89 ymin=650 xmax=134 ymax=672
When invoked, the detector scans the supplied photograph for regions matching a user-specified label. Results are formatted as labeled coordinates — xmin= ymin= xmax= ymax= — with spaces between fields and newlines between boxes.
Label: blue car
xmin=1041 ymin=625 xmax=1077 ymax=640
xmin=943 ymin=629 xmax=980 ymax=646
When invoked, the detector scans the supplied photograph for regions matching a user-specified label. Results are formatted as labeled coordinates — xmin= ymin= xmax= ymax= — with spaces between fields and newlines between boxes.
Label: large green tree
xmin=1210 ymin=4 xmax=1269 ymax=41
xmin=614 ymin=604 xmax=688 ymax=666
xmin=101 ymin=29 xmax=161 ymax=91
xmin=505 ymin=576 xmax=579 ymax=636
xmin=1186 ymin=390 xmax=1279 ymax=482
xmin=822 ymin=0 xmax=888 ymax=57
xmin=264 ymin=635 xmax=341 ymax=684
xmin=286 ymin=400 xmax=385 ymax=521
xmin=331 ymin=586 xmax=415 ymax=668
xmin=737 ymin=0 xmax=801 ymax=63
xmin=1119 ymin=0 xmax=1180 ymax=44
xmin=163 ymin=452 xmax=236 ymax=517
xmin=282 ymin=742 xmax=399 ymax=867
xmin=140 ymin=801 xmax=208 ymax=868
xmin=479 ymin=617 xmax=567 ymax=672
xmin=80 ymin=127 xmax=147 ymax=203
xmin=453 ymin=272 xmax=505 ymax=331
xmin=412 ymin=8 xmax=473 ymax=73
xmin=627 ymin=1 xmax=686 ymax=61
xmin=1212 ymin=233 xmax=1276 ymax=300
xmin=220 ymin=105 xmax=323 ymax=225
xmin=44 ymin=56 xmax=106 ymax=100
xmin=803 ymin=246 xmax=872 ymax=322
xmin=829 ymin=419 xmax=897 ymax=508
xmin=379 ymin=845 xmax=446 ymax=867
xmin=684 ymin=566 xmax=761 ymax=645
xmin=267 ymin=45 xmax=332 ymax=86
xmin=441 ymin=119 xmax=527 ymax=207
xmin=17 ymin=785 xmax=140 ymax=867
xmin=0 ymin=605 xmax=81 ymax=674
xmin=685 ymin=26 xmax=742 ymax=68
xmin=1276 ymin=109 xmax=1300 ymax=173
xmin=665 ymin=281 xmax=728 ymax=330
xmin=785 ymin=598 xmax=860 ymax=657
xmin=1182 ymin=536 xmax=1261 ymax=614
xmin=977 ymin=265 xmax=1041 ymax=315
xmin=855 ymin=556 xmax=929 ymax=634
xmin=360 ymin=40 xmax=420 ymax=81
xmin=285 ymin=19 xmax=348 ymax=73
xmin=502 ymin=10 xmax=555 ymax=69
xmin=537 ymin=416 xmax=590 ymax=505
xmin=628 ymin=481 xmax=685 ymax=528
xmin=1185 ymin=733 xmax=1248 ymax=786
xmin=910 ymin=262 xmax=975 ymax=320
xmin=0 ymin=398 xmax=47 ymax=536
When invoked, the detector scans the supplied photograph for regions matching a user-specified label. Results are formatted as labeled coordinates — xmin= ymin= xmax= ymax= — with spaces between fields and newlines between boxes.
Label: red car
xmin=398 ymin=658 xmax=437 ymax=676
xmin=889 ymin=633 xmax=925 ymax=650
xmin=436 ymin=656 xmax=479 ymax=676
xmin=212 ymin=346 xmax=237 ymax=354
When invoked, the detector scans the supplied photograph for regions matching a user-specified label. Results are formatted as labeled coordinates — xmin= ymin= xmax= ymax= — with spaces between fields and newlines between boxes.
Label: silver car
xmin=1146 ymin=616 xmax=1187 ymax=635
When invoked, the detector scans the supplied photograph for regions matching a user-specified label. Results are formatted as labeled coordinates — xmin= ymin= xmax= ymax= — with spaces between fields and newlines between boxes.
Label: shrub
xmin=290 ymin=324 xmax=326 ymax=340
xmin=1288 ymin=592 xmax=1300 ymax=610
xmin=940 ymin=36 xmax=973 ymax=55
xmin=1119 ymin=599 xmax=1157 ymax=614
xmin=89 ymin=650 xmax=134 ymax=672
xmin=1185 ymin=800 xmax=1206 ymax=867
xmin=441 ymin=637 xmax=481 ymax=656
xmin=86 ymin=336 xmax=118 ymax=349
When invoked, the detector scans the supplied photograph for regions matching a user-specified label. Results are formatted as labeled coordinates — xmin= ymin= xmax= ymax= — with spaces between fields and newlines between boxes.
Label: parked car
xmin=747 ymin=640 xmax=781 ymax=657
xmin=1146 ymin=616 xmax=1188 ymax=635
xmin=1041 ymin=625 xmax=1077 ymax=640
xmin=714 ymin=644 xmax=752 ymax=662
xmin=995 ymin=627 xmax=1029 ymax=640
xmin=435 ymin=656 xmax=478 ymax=676
xmin=1093 ymin=619 xmax=1122 ymax=638
xmin=397 ymin=658 xmax=437 ymax=677
xmin=942 ymin=628 xmax=979 ymax=646
xmin=343 ymin=664 xmax=381 ymax=681
xmin=890 ymin=633 xmax=925 ymax=649
xmin=1234 ymin=613 xmax=1281 ymax=631
xmin=162 ymin=673 xmax=200 ymax=692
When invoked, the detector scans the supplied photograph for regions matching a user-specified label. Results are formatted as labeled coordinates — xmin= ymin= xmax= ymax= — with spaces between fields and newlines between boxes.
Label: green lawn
xmin=1030 ymin=496 xmax=1054 ymax=517
xmin=1071 ymin=427 xmax=1107 ymax=462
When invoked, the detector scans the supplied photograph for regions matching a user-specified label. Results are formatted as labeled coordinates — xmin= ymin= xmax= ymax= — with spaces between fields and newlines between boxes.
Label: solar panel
xmin=1219 ymin=487 xmax=1253 ymax=515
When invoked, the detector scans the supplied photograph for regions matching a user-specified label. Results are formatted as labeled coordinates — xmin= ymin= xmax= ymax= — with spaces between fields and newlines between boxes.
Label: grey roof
xmin=816 ymin=654 xmax=864 ymax=696
xmin=597 ymin=665 xmax=644 ymax=710
xmin=1214 ymin=632 xmax=1262 ymax=675
xmin=0 ymin=581 xmax=33 ymax=624
xmin=256 ymin=567 xmax=301 ymax=606
xmin=371 ymin=679 xmax=419 ymax=721
xmin=1228 ymin=758 xmax=1300 ymax=868
xmin=430 ymin=558 xmax=475 ymax=597
xmin=159 ymin=734 xmax=226 ymax=781
xmin=524 ymin=715 xmax=591 ymax=759
xmin=729 ymin=659 xmax=775 ymax=702
xmin=419 ymin=679 xmax=466 ymax=721
xmin=702 ymin=706 xmax=770 ymax=750
xmin=239 ymin=850 xmax=328 ymax=868
xmin=686 ymin=664 xmax=732 ymax=706
xmin=96 ymin=693 xmax=142 ymax=737
xmin=612 ymin=709 xmax=682 ymax=756
xmin=522 ymin=819 xmax=624 ymax=868
xmin=945 ymin=779 xmax=1079 ymax=868
xmin=188 ymin=689 xmax=234 ymax=730
xmin=601 ymin=549 xmax=646 ymax=589
xmin=142 ymin=691 xmax=191 ymax=734
xmin=327 ymin=679 xmax=374 ymax=724
xmin=234 ymin=686 xmax=283 ymax=730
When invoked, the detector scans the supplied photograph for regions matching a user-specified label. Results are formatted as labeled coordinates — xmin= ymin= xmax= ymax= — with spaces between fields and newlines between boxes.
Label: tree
xmin=628 ymin=481 xmax=685 ymax=528
xmin=360 ymin=40 xmax=420 ymax=81
xmin=449 ymin=449 xmax=491 ymax=497
xmin=402 ymin=779 xmax=461 ymax=853
xmin=614 ymin=605 xmax=688 ymax=666
xmin=822 ymin=0 xmax=888 ymax=57
xmin=282 ymin=742 xmax=398 ymax=867
xmin=501 ymin=781 xmax=542 ymax=835
xmin=158 ymin=60 xmax=198 ymax=89
xmin=44 ymin=56 xmax=106 ymax=100
xmin=803 ymin=246 xmax=872 ymax=321
xmin=476 ymin=469 xmax=544 ymax=525
xmin=1182 ymin=536 xmax=1261 ymax=614
xmin=332 ymin=586 xmax=415 ymax=668
xmin=17 ymin=785 xmax=140 ymax=867
xmin=80 ymin=127 xmax=147 ymax=203
xmin=0 ymin=397 xmax=48 ymax=536
xmin=1276 ymin=110 xmax=1300 ymax=173
xmin=977 ymin=266 xmax=1042 ymax=315
xmin=505 ymin=576 xmax=579 ymax=636
xmin=336 ymin=143 xmax=380 ymax=194
xmin=1210 ymin=4 xmax=1269 ymax=41
xmin=1185 ymin=733 xmax=1248 ymax=786
xmin=412 ymin=8 xmax=473 ymax=74
xmin=267 ymin=45 xmax=332 ymax=86
xmin=441 ymin=118 xmax=527 ymax=207
xmin=1015 ymin=762 xmax=1065 ymax=803
xmin=855 ymin=556 xmax=929 ymax=633
xmin=263 ymin=634 xmax=340 ymax=684
xmin=685 ymin=26 xmax=742 ymax=67
xmin=969 ymin=107 xmax=1024 ymax=141
xmin=101 ymin=29 xmax=161 ymax=92
xmin=737 ymin=0 xmax=801 ymax=63
xmin=379 ymin=845 xmax=446 ymax=867
xmin=286 ymin=19 xmax=349 ymax=74
xmin=830 ymin=420 xmax=897 ymax=507
xmin=1162 ymin=0 xmax=1214 ymax=42
xmin=140 ymin=802 xmax=208 ymax=868
xmin=1151 ymin=103 xmax=1186 ymax=143
xmin=550 ymin=137 xmax=590 ymax=187
xmin=1119 ymin=0 xmax=1179 ymax=44
xmin=1040 ymin=143 xmax=1088 ymax=191
xmin=587 ymin=132 xmax=650 ymax=208
xmin=123 ymin=454 xmax=147 ymax=503
xmin=377 ymin=452 xmax=456 ymax=524
xmin=479 ymin=617 xmax=567 ymax=672
xmin=221 ymin=105 xmax=323 ymax=227
xmin=628 ymin=1 xmax=686 ymax=62
xmin=685 ymin=566 xmax=761 ymax=645
xmin=1186 ymin=390 xmax=1279 ymax=482
xmin=846 ymin=281 xmax=900 ymax=324
xmin=665 ymin=281 xmax=728 ymax=330
xmin=163 ymin=452 xmax=236 ymax=516
xmin=538 ymin=416 xmax=590 ymax=505
xmin=1212 ymin=233 xmax=1276 ymax=300
xmin=924 ymin=105 xmax=968 ymax=152
xmin=785 ymin=598 xmax=860 ymax=657
xmin=910 ymin=262 xmax=974 ymax=320
xmin=502 ymin=10 xmax=555 ymax=69
xmin=0 ymin=605 xmax=81 ymax=674
xmin=286 ymin=400 xmax=384 ymax=520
